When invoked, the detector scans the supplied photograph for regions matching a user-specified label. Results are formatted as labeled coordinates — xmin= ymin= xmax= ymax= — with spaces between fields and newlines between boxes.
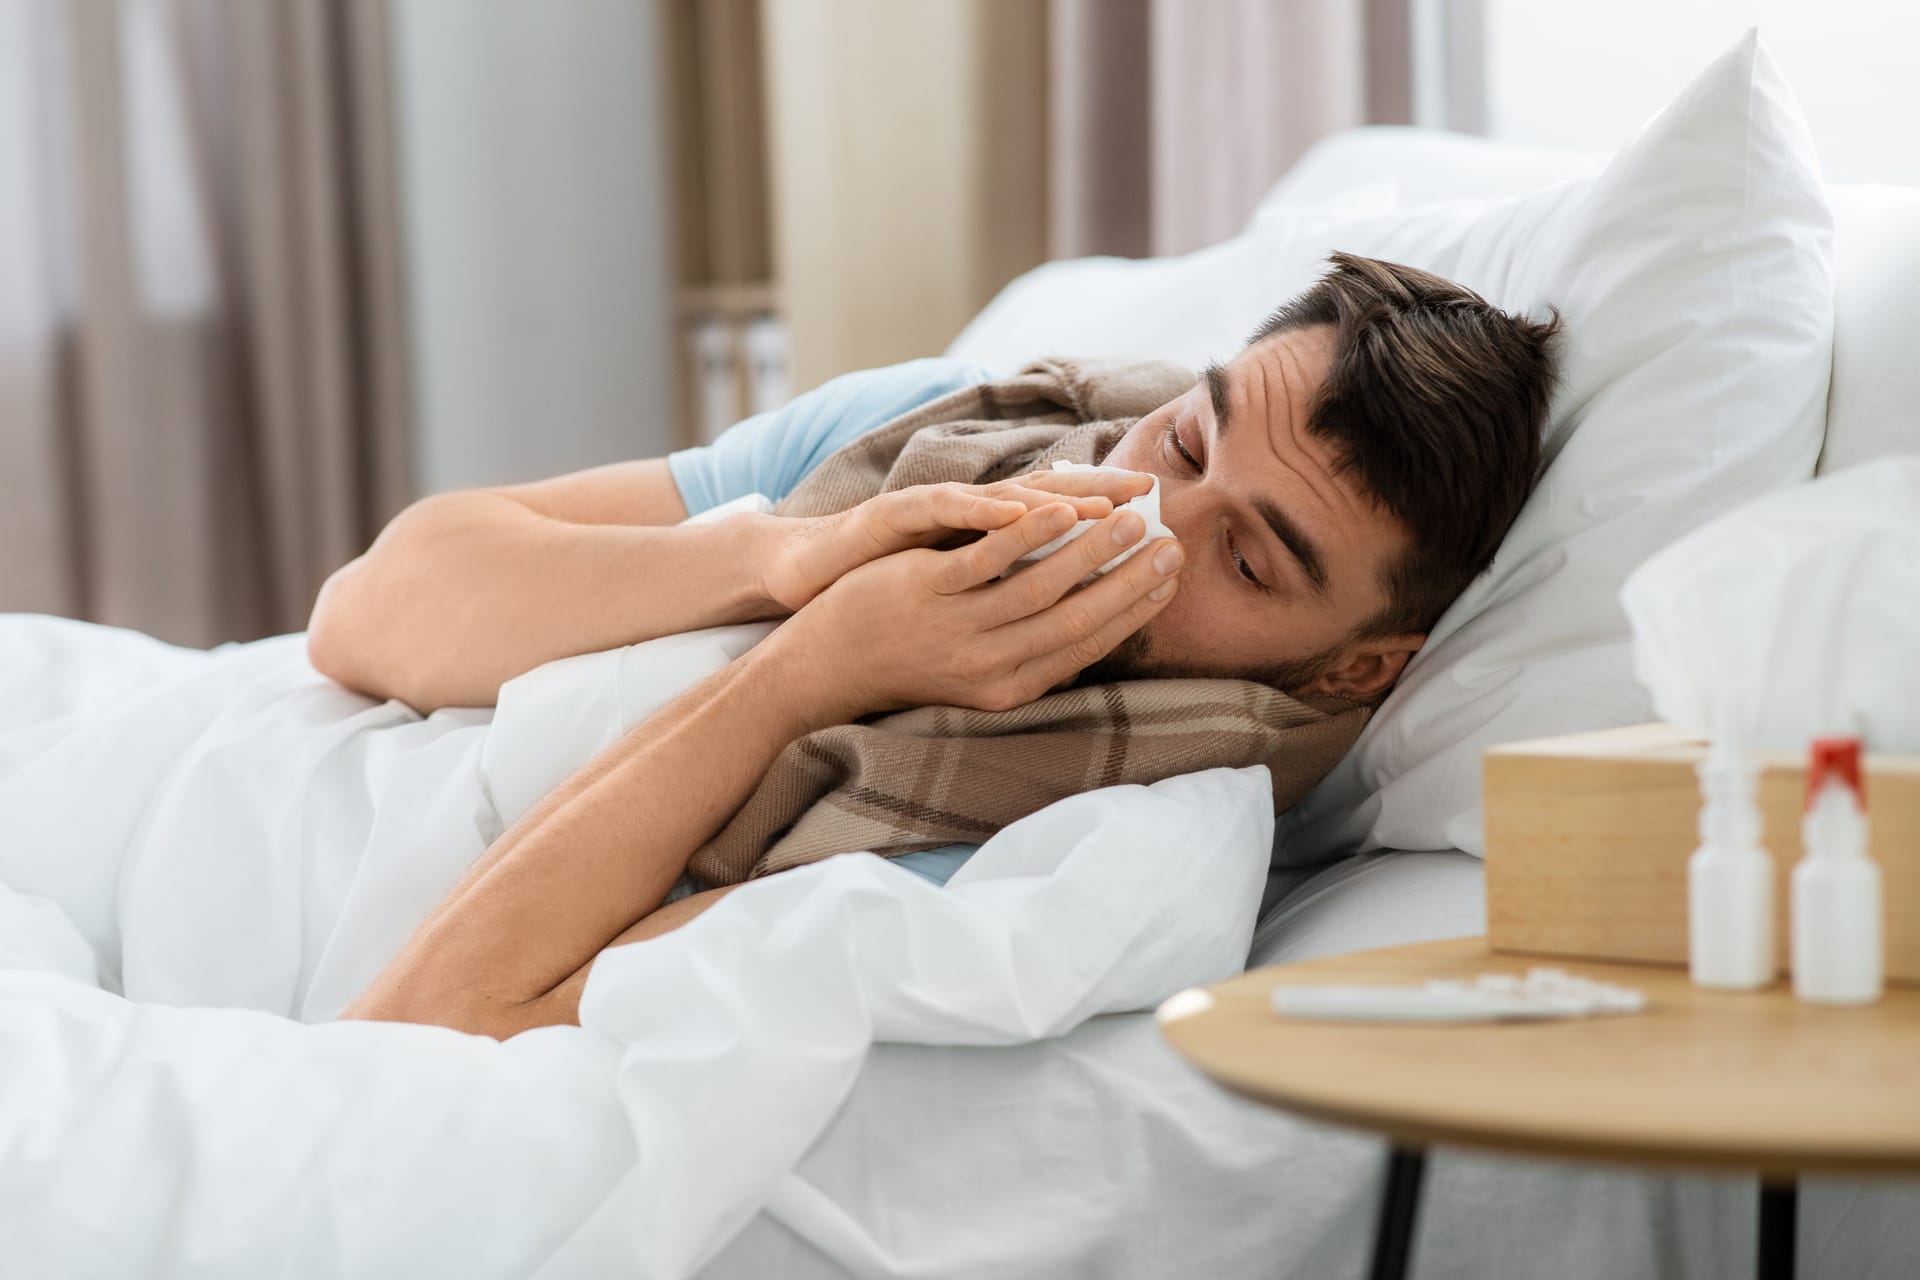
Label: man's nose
xmin=1155 ymin=475 xmax=1214 ymax=544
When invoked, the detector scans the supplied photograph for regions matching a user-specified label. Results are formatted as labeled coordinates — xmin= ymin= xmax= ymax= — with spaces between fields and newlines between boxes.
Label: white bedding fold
xmin=0 ymin=612 xmax=1273 ymax=1277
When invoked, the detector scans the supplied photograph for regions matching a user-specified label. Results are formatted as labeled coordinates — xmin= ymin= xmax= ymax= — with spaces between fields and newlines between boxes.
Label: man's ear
xmin=1300 ymin=633 xmax=1425 ymax=702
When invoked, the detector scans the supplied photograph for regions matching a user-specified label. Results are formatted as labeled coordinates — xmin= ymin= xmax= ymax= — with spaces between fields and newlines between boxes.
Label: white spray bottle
xmin=1792 ymin=737 xmax=1883 ymax=1005
xmin=1689 ymin=721 xmax=1775 ymax=990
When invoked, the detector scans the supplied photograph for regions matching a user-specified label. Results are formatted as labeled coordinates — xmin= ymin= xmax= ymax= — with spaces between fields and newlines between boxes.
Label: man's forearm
xmin=341 ymin=634 xmax=845 ymax=1037
xmin=309 ymin=493 xmax=788 ymax=710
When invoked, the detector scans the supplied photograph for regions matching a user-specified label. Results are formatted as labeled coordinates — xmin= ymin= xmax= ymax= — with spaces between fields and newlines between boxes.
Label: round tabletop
xmin=1156 ymin=937 xmax=1920 ymax=1178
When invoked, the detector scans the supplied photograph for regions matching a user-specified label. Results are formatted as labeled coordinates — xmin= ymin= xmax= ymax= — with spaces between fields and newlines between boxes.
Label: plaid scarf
xmin=684 ymin=358 xmax=1371 ymax=886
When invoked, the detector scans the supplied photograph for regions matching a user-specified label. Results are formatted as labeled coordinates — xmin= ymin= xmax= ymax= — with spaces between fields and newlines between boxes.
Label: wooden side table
xmin=1158 ymin=937 xmax=1920 ymax=1280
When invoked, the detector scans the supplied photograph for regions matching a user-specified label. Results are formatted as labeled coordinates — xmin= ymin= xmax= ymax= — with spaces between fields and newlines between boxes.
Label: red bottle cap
xmin=1805 ymin=737 xmax=1865 ymax=811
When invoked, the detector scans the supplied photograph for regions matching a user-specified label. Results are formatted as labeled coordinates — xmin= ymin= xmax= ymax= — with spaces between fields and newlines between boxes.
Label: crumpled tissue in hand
xmin=1007 ymin=461 xmax=1176 ymax=579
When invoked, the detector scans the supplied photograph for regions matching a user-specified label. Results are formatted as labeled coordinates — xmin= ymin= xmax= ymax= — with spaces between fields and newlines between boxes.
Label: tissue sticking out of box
xmin=1620 ymin=457 xmax=1920 ymax=754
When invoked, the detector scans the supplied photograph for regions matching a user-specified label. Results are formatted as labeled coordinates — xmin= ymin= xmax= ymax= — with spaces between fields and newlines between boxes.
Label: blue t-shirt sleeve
xmin=667 ymin=357 xmax=993 ymax=516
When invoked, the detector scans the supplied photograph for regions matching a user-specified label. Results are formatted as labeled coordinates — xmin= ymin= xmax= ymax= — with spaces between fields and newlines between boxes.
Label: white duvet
xmin=0 ymin=613 xmax=1274 ymax=1278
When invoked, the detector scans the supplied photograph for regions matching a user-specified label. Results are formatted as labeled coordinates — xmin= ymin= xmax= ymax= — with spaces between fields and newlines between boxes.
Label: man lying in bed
xmin=322 ymin=255 xmax=1557 ymax=1037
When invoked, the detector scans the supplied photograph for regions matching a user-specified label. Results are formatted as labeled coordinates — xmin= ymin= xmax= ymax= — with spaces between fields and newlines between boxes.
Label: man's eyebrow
xmin=1203 ymin=362 xmax=1232 ymax=435
xmin=1206 ymin=357 xmax=1331 ymax=597
xmin=1252 ymin=495 xmax=1330 ymax=598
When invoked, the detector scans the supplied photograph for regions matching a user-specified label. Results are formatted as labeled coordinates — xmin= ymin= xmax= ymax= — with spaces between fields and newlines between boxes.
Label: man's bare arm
xmin=340 ymin=636 xmax=842 ymax=1039
xmin=307 ymin=460 xmax=789 ymax=711
xmin=307 ymin=459 xmax=1142 ymax=714
xmin=339 ymin=500 xmax=1184 ymax=1039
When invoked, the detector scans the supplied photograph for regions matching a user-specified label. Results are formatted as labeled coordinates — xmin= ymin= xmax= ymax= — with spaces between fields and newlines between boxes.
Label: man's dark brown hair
xmin=1249 ymin=252 xmax=1560 ymax=638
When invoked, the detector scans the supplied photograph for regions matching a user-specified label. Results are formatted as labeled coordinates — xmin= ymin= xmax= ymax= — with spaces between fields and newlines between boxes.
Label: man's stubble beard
xmin=1069 ymin=623 xmax=1342 ymax=696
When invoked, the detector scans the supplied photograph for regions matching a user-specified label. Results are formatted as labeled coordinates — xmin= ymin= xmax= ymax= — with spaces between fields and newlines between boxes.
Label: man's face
xmin=1083 ymin=326 xmax=1424 ymax=699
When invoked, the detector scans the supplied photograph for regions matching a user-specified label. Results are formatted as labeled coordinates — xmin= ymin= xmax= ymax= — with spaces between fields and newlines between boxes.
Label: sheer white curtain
xmin=1048 ymin=0 xmax=1407 ymax=260
xmin=0 ymin=0 xmax=410 ymax=646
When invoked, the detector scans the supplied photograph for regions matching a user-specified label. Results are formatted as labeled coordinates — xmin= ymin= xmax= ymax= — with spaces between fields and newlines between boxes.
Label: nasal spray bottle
xmin=1791 ymin=737 xmax=1883 ymax=1005
xmin=1689 ymin=723 xmax=1775 ymax=989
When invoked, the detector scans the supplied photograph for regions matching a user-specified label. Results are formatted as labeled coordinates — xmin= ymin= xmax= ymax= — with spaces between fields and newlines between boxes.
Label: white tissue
xmin=1620 ymin=457 xmax=1920 ymax=751
xmin=1008 ymin=461 xmax=1175 ymax=579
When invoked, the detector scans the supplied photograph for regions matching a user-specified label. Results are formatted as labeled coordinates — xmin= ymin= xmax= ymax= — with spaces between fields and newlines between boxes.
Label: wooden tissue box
xmin=1483 ymin=723 xmax=1919 ymax=984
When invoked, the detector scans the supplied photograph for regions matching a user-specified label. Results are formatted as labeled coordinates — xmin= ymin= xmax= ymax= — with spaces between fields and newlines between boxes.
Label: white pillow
xmin=948 ymin=31 xmax=1834 ymax=860
xmin=1819 ymin=184 xmax=1920 ymax=473
xmin=1254 ymin=125 xmax=1601 ymax=219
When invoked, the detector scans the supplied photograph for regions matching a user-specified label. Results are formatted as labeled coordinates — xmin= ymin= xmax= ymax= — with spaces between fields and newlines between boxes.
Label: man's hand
xmin=760 ymin=469 xmax=1154 ymax=613
xmin=770 ymin=502 xmax=1183 ymax=719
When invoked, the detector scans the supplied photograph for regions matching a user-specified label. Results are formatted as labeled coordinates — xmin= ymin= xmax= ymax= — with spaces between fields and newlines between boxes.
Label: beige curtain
xmin=0 ymin=0 xmax=410 ymax=647
xmin=1049 ymin=0 xmax=1407 ymax=259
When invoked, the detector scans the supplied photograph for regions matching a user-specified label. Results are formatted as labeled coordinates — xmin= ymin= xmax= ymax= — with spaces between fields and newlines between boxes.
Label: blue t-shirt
xmin=669 ymin=358 xmax=993 ymax=887
xmin=668 ymin=357 xmax=992 ymax=518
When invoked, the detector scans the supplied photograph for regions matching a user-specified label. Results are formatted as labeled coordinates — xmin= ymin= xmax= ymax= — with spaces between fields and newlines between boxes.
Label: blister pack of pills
xmin=1269 ymin=968 xmax=1649 ymax=1024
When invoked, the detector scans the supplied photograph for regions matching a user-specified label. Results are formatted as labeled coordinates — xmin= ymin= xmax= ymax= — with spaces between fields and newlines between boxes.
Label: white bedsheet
xmin=0 ymin=614 xmax=1274 ymax=1278
xmin=7 ymin=616 xmax=1913 ymax=1278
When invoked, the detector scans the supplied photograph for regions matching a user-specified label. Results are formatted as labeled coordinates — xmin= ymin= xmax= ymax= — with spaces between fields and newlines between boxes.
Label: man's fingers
xmin=884 ymin=484 xmax=1107 ymax=541
xmin=930 ymin=504 xmax=1078 ymax=594
xmin=978 ymin=507 xmax=1156 ymax=625
xmin=992 ymin=534 xmax=1184 ymax=667
xmin=935 ymin=488 xmax=1028 ymax=531
xmin=939 ymin=483 xmax=1107 ymax=526
xmin=1006 ymin=483 xmax=1113 ymax=518
xmin=1014 ymin=569 xmax=1180 ymax=693
xmin=875 ymin=487 xmax=1028 ymax=544
xmin=989 ymin=483 xmax=1112 ymax=519
xmin=1004 ymin=468 xmax=1153 ymax=505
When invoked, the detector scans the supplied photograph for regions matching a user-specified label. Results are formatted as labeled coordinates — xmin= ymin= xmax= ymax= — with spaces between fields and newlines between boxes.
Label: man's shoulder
xmin=779 ymin=358 xmax=998 ymax=463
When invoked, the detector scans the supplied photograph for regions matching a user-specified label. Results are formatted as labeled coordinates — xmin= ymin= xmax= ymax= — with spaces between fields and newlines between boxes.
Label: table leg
xmin=1367 ymin=1144 xmax=1427 ymax=1280
xmin=1757 ymin=1179 xmax=1797 ymax=1280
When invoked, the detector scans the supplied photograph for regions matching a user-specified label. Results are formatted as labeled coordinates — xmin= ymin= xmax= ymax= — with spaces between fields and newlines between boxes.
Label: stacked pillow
xmin=1819 ymin=184 xmax=1920 ymax=473
xmin=948 ymin=32 xmax=1835 ymax=860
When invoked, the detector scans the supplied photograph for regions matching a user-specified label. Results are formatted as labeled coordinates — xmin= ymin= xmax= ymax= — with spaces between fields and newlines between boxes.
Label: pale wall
xmin=1484 ymin=1 xmax=1920 ymax=185
xmin=391 ymin=0 xmax=677 ymax=495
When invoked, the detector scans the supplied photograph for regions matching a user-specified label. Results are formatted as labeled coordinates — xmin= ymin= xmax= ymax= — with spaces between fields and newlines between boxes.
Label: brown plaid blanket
xmin=684 ymin=358 xmax=1372 ymax=887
